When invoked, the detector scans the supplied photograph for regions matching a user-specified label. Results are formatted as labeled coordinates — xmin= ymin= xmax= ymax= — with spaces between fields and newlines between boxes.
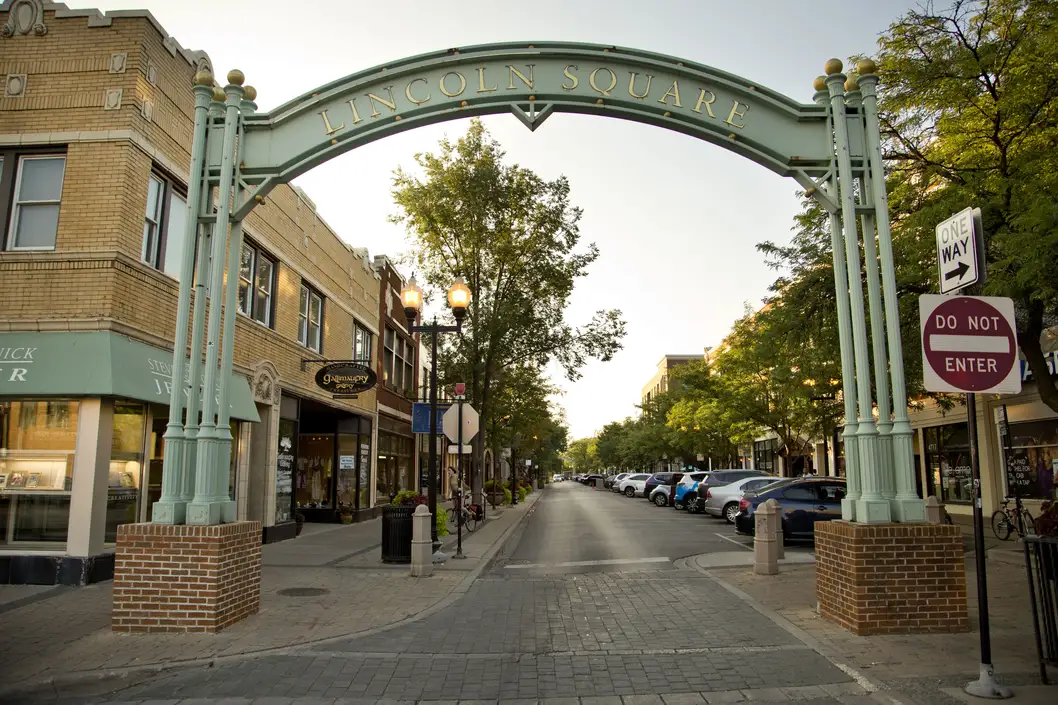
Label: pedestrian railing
xmin=1024 ymin=535 xmax=1058 ymax=684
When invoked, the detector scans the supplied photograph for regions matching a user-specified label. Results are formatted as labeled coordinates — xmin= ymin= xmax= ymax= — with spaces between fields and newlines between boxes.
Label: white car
xmin=609 ymin=472 xmax=632 ymax=491
xmin=617 ymin=473 xmax=652 ymax=497
xmin=552 ymin=474 xmax=564 ymax=482
xmin=703 ymin=475 xmax=781 ymax=522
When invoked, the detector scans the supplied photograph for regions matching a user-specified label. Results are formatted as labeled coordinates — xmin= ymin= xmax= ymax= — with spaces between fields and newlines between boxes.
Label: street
xmin=51 ymin=483 xmax=873 ymax=705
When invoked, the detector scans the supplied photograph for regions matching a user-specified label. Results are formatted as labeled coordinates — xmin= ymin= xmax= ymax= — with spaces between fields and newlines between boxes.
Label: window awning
xmin=0 ymin=331 xmax=260 ymax=422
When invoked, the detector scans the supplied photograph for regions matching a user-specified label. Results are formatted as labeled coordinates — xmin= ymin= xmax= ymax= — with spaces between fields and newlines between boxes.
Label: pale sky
xmin=95 ymin=0 xmax=918 ymax=439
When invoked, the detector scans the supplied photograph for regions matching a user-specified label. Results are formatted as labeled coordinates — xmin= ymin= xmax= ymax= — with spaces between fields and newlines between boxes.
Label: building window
xmin=299 ymin=284 xmax=323 ymax=352
xmin=753 ymin=439 xmax=778 ymax=474
xmin=238 ymin=241 xmax=275 ymax=327
xmin=1001 ymin=418 xmax=1058 ymax=501
xmin=4 ymin=155 xmax=66 ymax=251
xmin=140 ymin=172 xmax=189 ymax=279
xmin=383 ymin=327 xmax=415 ymax=395
xmin=924 ymin=422 xmax=972 ymax=504
xmin=353 ymin=322 xmax=372 ymax=363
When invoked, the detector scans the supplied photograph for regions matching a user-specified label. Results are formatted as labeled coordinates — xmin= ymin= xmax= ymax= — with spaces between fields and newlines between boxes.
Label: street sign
xmin=454 ymin=382 xmax=466 ymax=396
xmin=919 ymin=294 xmax=1021 ymax=394
xmin=443 ymin=403 xmax=479 ymax=443
xmin=411 ymin=402 xmax=451 ymax=434
xmin=936 ymin=207 xmax=984 ymax=294
xmin=448 ymin=444 xmax=473 ymax=454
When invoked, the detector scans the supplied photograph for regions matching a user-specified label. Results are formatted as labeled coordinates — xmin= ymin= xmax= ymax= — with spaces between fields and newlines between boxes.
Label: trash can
xmin=380 ymin=505 xmax=414 ymax=564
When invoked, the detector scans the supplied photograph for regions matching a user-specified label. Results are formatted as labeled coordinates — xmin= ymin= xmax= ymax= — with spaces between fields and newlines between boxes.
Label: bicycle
xmin=454 ymin=490 xmax=479 ymax=533
xmin=990 ymin=494 xmax=1034 ymax=540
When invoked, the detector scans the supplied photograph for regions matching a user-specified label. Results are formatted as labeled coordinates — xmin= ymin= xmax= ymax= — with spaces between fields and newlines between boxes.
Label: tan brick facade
xmin=0 ymin=5 xmax=380 ymax=415
xmin=0 ymin=3 xmax=385 ymax=583
xmin=113 ymin=521 xmax=261 ymax=632
xmin=815 ymin=521 xmax=969 ymax=635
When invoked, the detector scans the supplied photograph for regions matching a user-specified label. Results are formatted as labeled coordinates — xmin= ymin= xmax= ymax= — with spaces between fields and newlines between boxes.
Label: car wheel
xmin=723 ymin=503 xmax=738 ymax=524
xmin=623 ymin=487 xmax=635 ymax=497
xmin=653 ymin=493 xmax=667 ymax=507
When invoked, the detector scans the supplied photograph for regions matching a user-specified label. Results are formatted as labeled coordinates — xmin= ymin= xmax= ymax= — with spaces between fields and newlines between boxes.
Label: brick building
xmin=0 ymin=1 xmax=382 ymax=584
xmin=371 ymin=255 xmax=419 ymax=501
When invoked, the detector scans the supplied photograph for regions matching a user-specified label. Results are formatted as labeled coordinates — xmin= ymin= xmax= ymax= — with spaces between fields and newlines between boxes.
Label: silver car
xmin=703 ymin=475 xmax=781 ymax=523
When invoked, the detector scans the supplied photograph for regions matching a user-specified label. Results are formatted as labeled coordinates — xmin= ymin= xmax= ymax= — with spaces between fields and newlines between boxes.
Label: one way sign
xmin=936 ymin=207 xmax=984 ymax=294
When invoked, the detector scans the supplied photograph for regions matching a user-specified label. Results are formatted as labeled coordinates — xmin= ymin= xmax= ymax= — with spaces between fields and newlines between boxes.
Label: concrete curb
xmin=677 ymin=555 xmax=909 ymax=705
xmin=0 ymin=491 xmax=544 ymax=701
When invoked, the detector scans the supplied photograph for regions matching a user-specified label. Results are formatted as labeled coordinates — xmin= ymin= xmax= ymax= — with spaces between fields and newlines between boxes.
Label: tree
xmin=877 ymin=0 xmax=1058 ymax=409
xmin=564 ymin=437 xmax=599 ymax=475
xmin=391 ymin=119 xmax=626 ymax=493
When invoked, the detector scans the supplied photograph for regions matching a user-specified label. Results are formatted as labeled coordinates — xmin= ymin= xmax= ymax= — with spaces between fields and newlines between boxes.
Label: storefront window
xmin=1002 ymin=419 xmax=1058 ymax=500
xmin=337 ymin=434 xmax=358 ymax=510
xmin=107 ymin=402 xmax=145 ymax=543
xmin=924 ymin=422 xmax=972 ymax=504
xmin=275 ymin=419 xmax=295 ymax=523
xmin=297 ymin=435 xmax=333 ymax=509
xmin=376 ymin=431 xmax=414 ymax=502
xmin=0 ymin=400 xmax=78 ymax=545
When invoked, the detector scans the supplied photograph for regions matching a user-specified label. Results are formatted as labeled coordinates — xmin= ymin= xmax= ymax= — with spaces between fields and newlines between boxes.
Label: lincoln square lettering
xmin=317 ymin=63 xmax=751 ymax=137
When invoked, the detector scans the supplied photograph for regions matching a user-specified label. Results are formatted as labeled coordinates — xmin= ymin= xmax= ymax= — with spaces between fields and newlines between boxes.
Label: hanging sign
xmin=314 ymin=362 xmax=376 ymax=396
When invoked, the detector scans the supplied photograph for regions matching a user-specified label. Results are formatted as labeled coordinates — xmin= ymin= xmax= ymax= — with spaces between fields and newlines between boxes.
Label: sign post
xmin=443 ymin=393 xmax=477 ymax=560
xmin=920 ymin=292 xmax=1017 ymax=699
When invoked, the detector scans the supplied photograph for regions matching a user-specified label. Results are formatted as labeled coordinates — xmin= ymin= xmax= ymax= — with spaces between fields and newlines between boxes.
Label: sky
xmin=95 ymin=0 xmax=920 ymax=439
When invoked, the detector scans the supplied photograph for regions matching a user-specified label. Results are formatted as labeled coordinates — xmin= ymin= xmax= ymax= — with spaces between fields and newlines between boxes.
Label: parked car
xmin=691 ymin=469 xmax=772 ymax=511
xmin=609 ymin=473 xmax=632 ymax=491
xmin=617 ymin=473 xmax=652 ymax=497
xmin=603 ymin=474 xmax=620 ymax=489
xmin=672 ymin=471 xmax=708 ymax=510
xmin=702 ymin=475 xmax=780 ymax=523
xmin=643 ymin=472 xmax=684 ymax=505
xmin=585 ymin=473 xmax=606 ymax=488
xmin=552 ymin=474 xmax=565 ymax=482
xmin=734 ymin=477 xmax=846 ymax=540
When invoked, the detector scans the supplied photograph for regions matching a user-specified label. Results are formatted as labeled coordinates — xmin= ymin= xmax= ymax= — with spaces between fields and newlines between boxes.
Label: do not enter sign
xmin=919 ymin=294 xmax=1021 ymax=394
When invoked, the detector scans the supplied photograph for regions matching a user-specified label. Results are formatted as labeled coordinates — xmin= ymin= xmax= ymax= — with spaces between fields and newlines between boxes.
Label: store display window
xmin=107 ymin=402 xmax=145 ymax=543
xmin=924 ymin=422 xmax=972 ymax=504
xmin=0 ymin=400 xmax=78 ymax=545
xmin=1002 ymin=419 xmax=1058 ymax=500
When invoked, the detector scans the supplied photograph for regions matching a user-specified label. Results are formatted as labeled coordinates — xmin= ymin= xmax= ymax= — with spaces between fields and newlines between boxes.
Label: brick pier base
xmin=112 ymin=522 xmax=261 ymax=633
xmin=815 ymin=521 xmax=969 ymax=635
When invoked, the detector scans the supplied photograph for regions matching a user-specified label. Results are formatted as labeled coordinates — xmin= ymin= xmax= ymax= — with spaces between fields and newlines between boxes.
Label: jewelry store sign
xmin=315 ymin=362 xmax=377 ymax=398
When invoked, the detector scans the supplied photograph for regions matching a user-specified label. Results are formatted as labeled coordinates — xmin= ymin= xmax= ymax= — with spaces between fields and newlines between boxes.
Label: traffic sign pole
xmin=454 ymin=394 xmax=465 ymax=560
xmin=964 ymin=390 xmax=1012 ymax=699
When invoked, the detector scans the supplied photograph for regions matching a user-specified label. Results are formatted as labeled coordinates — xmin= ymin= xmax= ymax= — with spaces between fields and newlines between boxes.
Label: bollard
xmin=410 ymin=504 xmax=433 ymax=577
xmin=925 ymin=495 xmax=944 ymax=524
xmin=754 ymin=500 xmax=779 ymax=575
xmin=767 ymin=498 xmax=785 ymax=560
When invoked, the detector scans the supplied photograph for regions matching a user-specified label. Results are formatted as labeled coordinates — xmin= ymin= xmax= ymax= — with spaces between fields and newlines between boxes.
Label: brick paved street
xmin=5 ymin=483 xmax=1055 ymax=704
xmin=15 ymin=484 xmax=877 ymax=704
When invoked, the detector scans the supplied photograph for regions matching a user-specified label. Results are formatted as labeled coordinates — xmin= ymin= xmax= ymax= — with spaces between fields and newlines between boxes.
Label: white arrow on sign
xmin=935 ymin=207 xmax=983 ymax=294
xmin=442 ymin=403 xmax=479 ymax=444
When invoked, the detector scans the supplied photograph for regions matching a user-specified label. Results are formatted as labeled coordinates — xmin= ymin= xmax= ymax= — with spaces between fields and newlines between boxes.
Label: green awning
xmin=0 ymin=331 xmax=260 ymax=422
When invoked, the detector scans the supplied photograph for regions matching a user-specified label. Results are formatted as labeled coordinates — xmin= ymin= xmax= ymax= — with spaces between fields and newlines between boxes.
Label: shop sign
xmin=1020 ymin=351 xmax=1058 ymax=382
xmin=339 ymin=455 xmax=356 ymax=470
xmin=314 ymin=362 xmax=376 ymax=397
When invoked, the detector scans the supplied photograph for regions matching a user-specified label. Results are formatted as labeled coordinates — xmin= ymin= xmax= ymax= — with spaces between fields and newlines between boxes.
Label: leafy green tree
xmin=391 ymin=119 xmax=626 ymax=491
xmin=877 ymin=0 xmax=1058 ymax=408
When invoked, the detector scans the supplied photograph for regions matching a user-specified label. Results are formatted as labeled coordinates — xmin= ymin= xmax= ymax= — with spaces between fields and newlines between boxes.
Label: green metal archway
xmin=154 ymin=43 xmax=924 ymax=531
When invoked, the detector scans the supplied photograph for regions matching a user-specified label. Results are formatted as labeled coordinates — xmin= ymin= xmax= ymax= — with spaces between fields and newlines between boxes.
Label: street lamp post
xmin=400 ymin=276 xmax=471 ymax=558
xmin=510 ymin=433 xmax=521 ymax=506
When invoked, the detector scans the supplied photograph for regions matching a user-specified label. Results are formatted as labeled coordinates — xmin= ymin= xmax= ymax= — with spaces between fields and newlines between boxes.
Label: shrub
xmin=436 ymin=507 xmax=449 ymax=537
xmin=391 ymin=490 xmax=427 ymax=507
xmin=518 ymin=487 xmax=528 ymax=502
xmin=504 ymin=488 xmax=513 ymax=505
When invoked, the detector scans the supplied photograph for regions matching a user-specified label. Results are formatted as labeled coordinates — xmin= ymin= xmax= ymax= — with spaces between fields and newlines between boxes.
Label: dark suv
xmin=690 ymin=469 xmax=770 ymax=512
xmin=643 ymin=472 xmax=684 ymax=501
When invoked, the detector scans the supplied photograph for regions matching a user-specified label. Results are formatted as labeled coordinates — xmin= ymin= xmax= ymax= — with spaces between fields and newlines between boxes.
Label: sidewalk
xmin=694 ymin=548 xmax=1057 ymax=704
xmin=0 ymin=491 xmax=540 ymax=698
